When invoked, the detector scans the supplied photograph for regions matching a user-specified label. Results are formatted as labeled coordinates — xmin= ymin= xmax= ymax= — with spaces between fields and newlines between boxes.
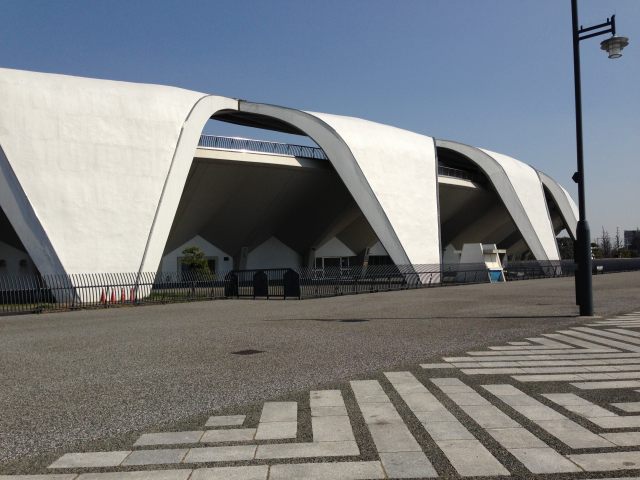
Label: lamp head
xmin=600 ymin=36 xmax=629 ymax=59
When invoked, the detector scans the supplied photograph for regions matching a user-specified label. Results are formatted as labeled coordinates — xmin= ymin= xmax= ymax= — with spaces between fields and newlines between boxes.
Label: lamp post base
xmin=576 ymin=220 xmax=594 ymax=316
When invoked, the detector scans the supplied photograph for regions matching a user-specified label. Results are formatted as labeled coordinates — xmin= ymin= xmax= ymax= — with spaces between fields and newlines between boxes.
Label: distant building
xmin=625 ymin=230 xmax=640 ymax=249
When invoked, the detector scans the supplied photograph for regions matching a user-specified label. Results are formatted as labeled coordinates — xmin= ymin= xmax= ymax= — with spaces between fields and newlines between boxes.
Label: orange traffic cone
xmin=121 ymin=288 xmax=126 ymax=303
xmin=110 ymin=290 xmax=116 ymax=304
xmin=100 ymin=290 xmax=106 ymax=305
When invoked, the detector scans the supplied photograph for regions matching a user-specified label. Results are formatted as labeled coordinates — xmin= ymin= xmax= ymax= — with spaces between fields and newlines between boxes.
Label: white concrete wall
xmin=368 ymin=241 xmax=388 ymax=256
xmin=239 ymin=102 xmax=442 ymax=268
xmin=0 ymin=240 xmax=38 ymax=276
xmin=480 ymin=148 xmax=559 ymax=260
xmin=0 ymin=68 xmax=238 ymax=277
xmin=310 ymin=112 xmax=441 ymax=266
xmin=160 ymin=235 xmax=232 ymax=275
xmin=315 ymin=237 xmax=356 ymax=258
xmin=246 ymin=237 xmax=301 ymax=270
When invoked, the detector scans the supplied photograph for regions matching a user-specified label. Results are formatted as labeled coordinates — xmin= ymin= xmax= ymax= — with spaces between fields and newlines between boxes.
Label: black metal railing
xmin=198 ymin=135 xmax=328 ymax=160
xmin=2 ymin=259 xmax=639 ymax=316
xmin=197 ymin=135 xmax=478 ymax=181
xmin=437 ymin=165 xmax=480 ymax=183
xmin=0 ymin=264 xmax=489 ymax=315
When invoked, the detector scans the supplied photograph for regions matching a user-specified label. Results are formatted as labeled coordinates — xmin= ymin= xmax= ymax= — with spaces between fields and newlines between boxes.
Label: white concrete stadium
xmin=0 ymin=68 xmax=578 ymax=279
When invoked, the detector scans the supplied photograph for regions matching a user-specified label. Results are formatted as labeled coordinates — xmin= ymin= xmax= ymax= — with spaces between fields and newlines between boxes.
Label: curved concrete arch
xmin=436 ymin=139 xmax=559 ymax=261
xmin=137 ymin=95 xmax=239 ymax=273
xmin=0 ymin=144 xmax=65 ymax=276
xmin=537 ymin=170 xmax=578 ymax=240
xmin=0 ymin=67 xmax=221 ymax=275
xmin=238 ymin=101 xmax=442 ymax=266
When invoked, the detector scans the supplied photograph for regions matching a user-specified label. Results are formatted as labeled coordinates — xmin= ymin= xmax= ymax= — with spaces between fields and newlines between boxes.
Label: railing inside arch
xmin=1 ymin=259 xmax=639 ymax=315
xmin=198 ymin=135 xmax=328 ymax=160
xmin=197 ymin=135 xmax=480 ymax=182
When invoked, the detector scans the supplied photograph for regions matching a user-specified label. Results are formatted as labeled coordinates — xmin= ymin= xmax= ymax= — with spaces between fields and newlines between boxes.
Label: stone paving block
xmin=563 ymin=404 xmax=618 ymax=418
xmin=462 ymin=368 xmax=526 ymax=375
xmin=0 ymin=476 xmax=79 ymax=480
xmin=568 ymin=451 xmax=640 ymax=471
xmin=422 ymin=421 xmax=475 ymax=441
xmin=611 ymin=401 xmax=640 ymax=412
xmin=445 ymin=392 xmax=490 ymax=406
xmin=512 ymin=404 xmax=566 ymax=421
xmin=430 ymin=377 xmax=465 ymax=386
xmin=311 ymin=405 xmax=348 ymax=416
xmin=183 ymin=445 xmax=256 ymax=463
xmin=134 ymin=431 xmax=203 ymax=446
xmin=487 ymin=427 xmax=547 ymax=449
xmin=254 ymin=421 xmax=296 ymax=440
xmin=350 ymin=380 xmax=386 ymax=398
xmin=200 ymin=428 xmax=256 ymax=443
xmin=460 ymin=405 xmax=520 ymax=429
xmin=413 ymin=409 xmax=457 ymax=423
xmin=122 ymin=449 xmax=189 ymax=466
xmin=351 ymin=394 xmax=390 ymax=403
xmin=602 ymin=432 xmax=640 ymax=446
xmin=312 ymin=416 xmax=355 ymax=442
xmin=379 ymin=451 xmax=438 ymax=478
xmin=513 ymin=374 xmax=586 ymax=382
xmin=309 ymin=390 xmax=344 ymax=407
xmin=358 ymin=402 xmax=403 ymax=424
xmin=390 ymin=381 xmax=430 ymax=394
xmin=592 ymin=416 xmax=640 ymax=429
xmin=190 ymin=466 xmax=268 ymax=480
xmin=542 ymin=393 xmax=593 ymax=405
xmin=367 ymin=423 xmax=422 ymax=452
xmin=508 ymin=447 xmax=581 ymax=473
xmin=258 ymin=402 xmax=297 ymax=423
xmin=268 ymin=461 xmax=385 ymax=480
xmin=77 ymin=472 xmax=192 ymax=480
xmin=435 ymin=439 xmax=509 ymax=476
xmin=495 ymin=394 xmax=541 ymax=407
xmin=400 ymin=392 xmax=443 ymax=412
xmin=204 ymin=415 xmax=245 ymax=428
xmin=385 ymin=371 xmax=420 ymax=384
xmin=420 ymin=363 xmax=456 ymax=369
xmin=48 ymin=451 xmax=131 ymax=469
xmin=438 ymin=385 xmax=474 ymax=393
xmin=482 ymin=384 xmax=521 ymax=395
xmin=255 ymin=440 xmax=359 ymax=459
xmin=572 ymin=380 xmax=640 ymax=389
xmin=536 ymin=420 xmax=614 ymax=449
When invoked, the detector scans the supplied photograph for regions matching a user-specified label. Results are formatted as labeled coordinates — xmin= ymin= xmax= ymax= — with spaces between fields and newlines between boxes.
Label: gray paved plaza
xmin=2 ymin=272 xmax=640 ymax=478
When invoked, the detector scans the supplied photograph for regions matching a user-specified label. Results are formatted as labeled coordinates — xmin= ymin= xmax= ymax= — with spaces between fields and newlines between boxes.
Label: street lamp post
xmin=570 ymin=0 xmax=628 ymax=316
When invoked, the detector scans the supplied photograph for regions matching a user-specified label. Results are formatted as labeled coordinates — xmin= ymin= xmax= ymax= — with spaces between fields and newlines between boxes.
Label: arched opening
xmin=436 ymin=146 xmax=534 ymax=261
xmin=157 ymin=111 xmax=392 ymax=279
xmin=0 ymin=205 xmax=39 ymax=277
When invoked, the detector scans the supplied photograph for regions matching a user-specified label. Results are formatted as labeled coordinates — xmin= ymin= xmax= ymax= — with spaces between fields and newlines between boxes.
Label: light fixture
xmin=600 ymin=36 xmax=629 ymax=59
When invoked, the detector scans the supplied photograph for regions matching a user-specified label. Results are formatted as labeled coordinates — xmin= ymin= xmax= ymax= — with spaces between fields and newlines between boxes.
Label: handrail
xmin=198 ymin=135 xmax=328 ymax=160
xmin=197 ymin=134 xmax=479 ymax=181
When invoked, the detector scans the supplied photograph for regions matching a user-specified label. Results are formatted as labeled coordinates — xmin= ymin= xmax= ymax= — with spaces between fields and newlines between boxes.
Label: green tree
xmin=556 ymin=236 xmax=574 ymax=260
xmin=180 ymin=246 xmax=210 ymax=274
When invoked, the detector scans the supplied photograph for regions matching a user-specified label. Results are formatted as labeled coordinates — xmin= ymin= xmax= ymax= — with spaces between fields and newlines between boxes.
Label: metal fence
xmin=2 ymin=259 xmax=639 ymax=316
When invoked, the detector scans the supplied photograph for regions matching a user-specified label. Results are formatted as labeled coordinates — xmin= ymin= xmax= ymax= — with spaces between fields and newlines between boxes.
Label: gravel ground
xmin=1 ymin=271 xmax=639 ymax=474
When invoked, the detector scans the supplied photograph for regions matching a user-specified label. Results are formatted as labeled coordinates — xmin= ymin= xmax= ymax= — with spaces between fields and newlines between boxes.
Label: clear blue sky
xmin=2 ymin=0 xmax=638 ymax=240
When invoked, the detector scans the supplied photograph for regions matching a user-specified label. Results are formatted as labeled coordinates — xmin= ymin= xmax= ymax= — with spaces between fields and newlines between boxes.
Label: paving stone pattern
xmin=5 ymin=312 xmax=640 ymax=479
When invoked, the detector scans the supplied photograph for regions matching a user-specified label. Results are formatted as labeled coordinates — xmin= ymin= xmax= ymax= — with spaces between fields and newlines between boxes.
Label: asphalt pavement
xmin=1 ymin=271 xmax=639 ymax=474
